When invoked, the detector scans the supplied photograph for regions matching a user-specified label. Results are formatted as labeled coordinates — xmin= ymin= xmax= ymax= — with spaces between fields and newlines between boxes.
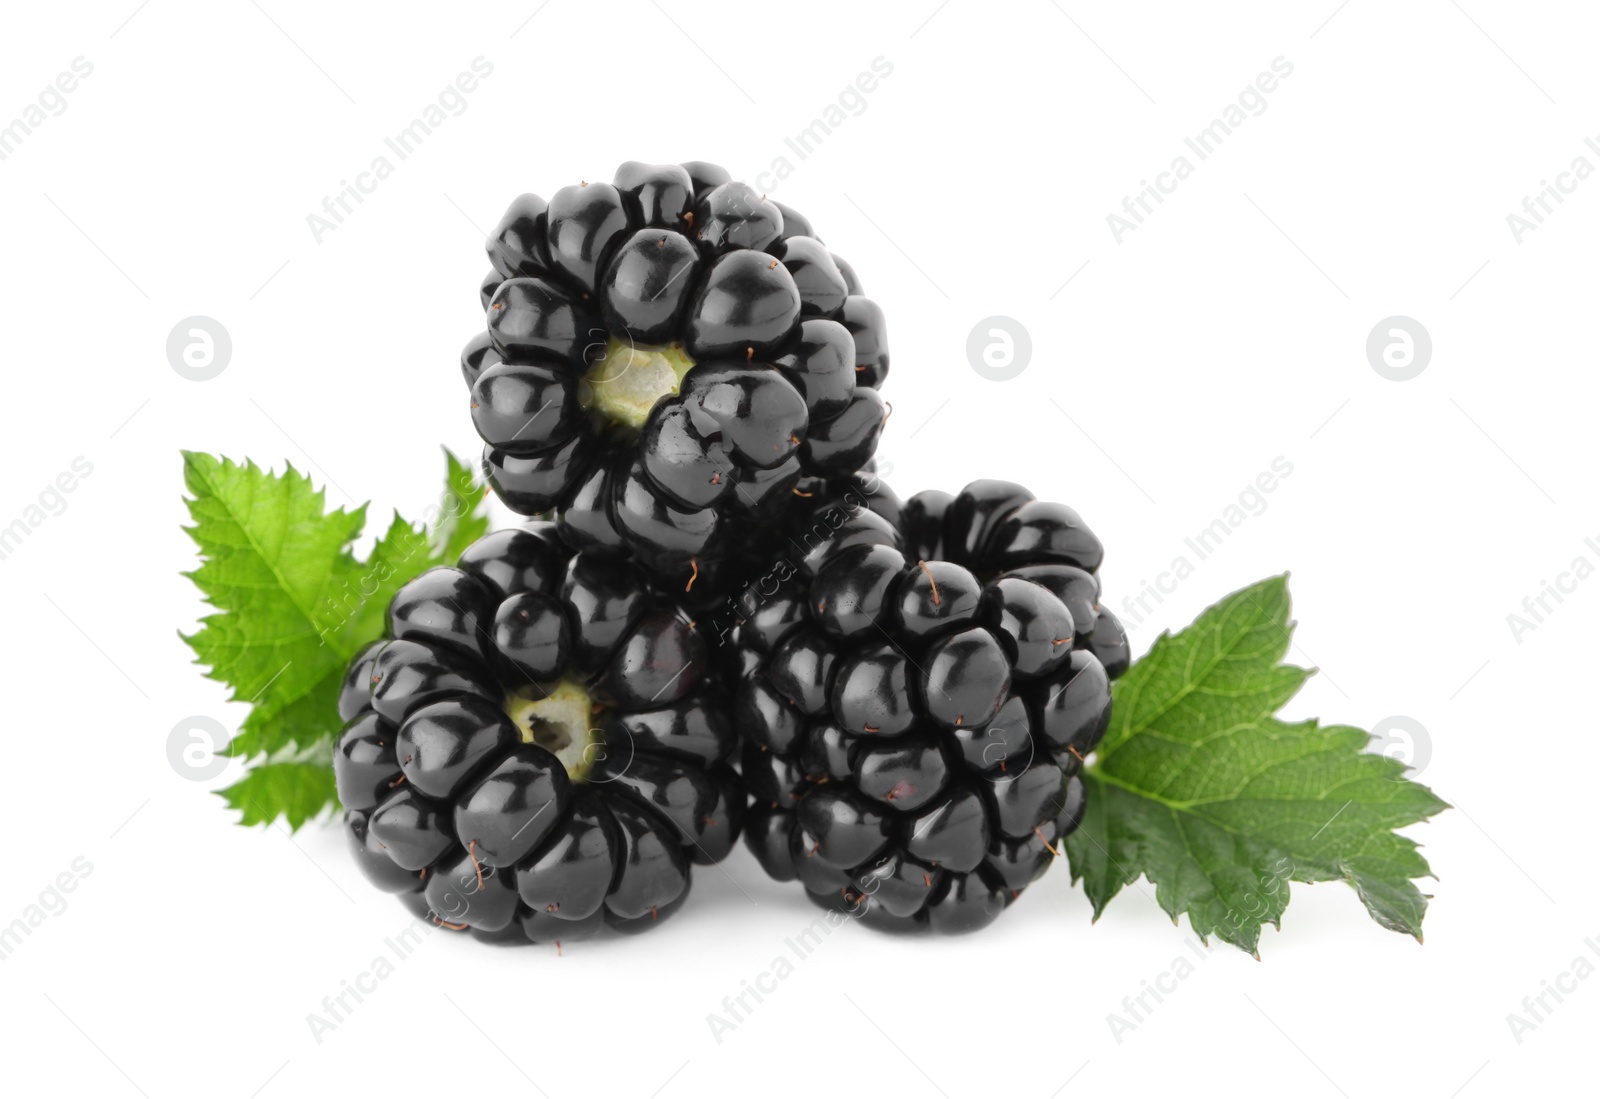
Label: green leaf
xmin=430 ymin=446 xmax=490 ymax=563
xmin=1065 ymin=575 xmax=1449 ymax=955
xmin=218 ymin=758 xmax=339 ymax=831
xmin=181 ymin=453 xmax=367 ymax=762
xmin=181 ymin=449 xmax=487 ymax=830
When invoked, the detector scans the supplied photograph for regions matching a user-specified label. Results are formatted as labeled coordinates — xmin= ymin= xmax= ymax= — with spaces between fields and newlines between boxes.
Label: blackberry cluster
xmin=335 ymin=525 xmax=741 ymax=945
xmin=731 ymin=481 xmax=1129 ymax=934
xmin=461 ymin=160 xmax=889 ymax=588
xmin=335 ymin=162 xmax=1132 ymax=943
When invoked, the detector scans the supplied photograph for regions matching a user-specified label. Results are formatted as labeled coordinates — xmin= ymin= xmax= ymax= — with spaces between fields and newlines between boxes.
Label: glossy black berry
xmin=457 ymin=527 xmax=566 ymax=602
xmin=460 ymin=331 xmax=500 ymax=390
xmin=830 ymin=644 xmax=916 ymax=736
xmin=515 ymin=791 xmax=617 ymax=919
xmin=395 ymin=696 xmax=517 ymax=800
xmin=426 ymin=849 xmax=521 ymax=932
xmin=338 ymin=641 xmax=385 ymax=723
xmin=606 ymin=798 xmax=691 ymax=920
xmin=470 ymin=362 xmax=582 ymax=455
xmin=333 ymin=712 xmax=398 ymax=812
xmin=483 ymin=433 xmax=598 ymax=516
xmin=545 ymin=182 xmax=630 ymax=294
xmin=467 ymin=161 xmax=889 ymax=587
xmin=613 ymin=161 xmax=694 ymax=229
xmin=681 ymin=160 xmax=731 ymax=200
xmin=453 ymin=745 xmax=571 ymax=866
xmin=487 ymin=193 xmax=551 ymax=280
xmin=599 ymin=229 xmax=701 ymax=343
xmin=694 ymin=182 xmax=783 ymax=254
xmin=774 ymin=320 xmax=855 ymax=422
xmin=346 ymin=810 xmax=425 ymax=894
xmin=368 ymin=787 xmax=455 ymax=871
xmin=778 ymin=237 xmax=849 ymax=318
xmin=684 ymin=250 xmax=800 ymax=359
xmin=492 ymin=591 xmax=571 ymax=681
xmin=368 ymin=639 xmax=496 ymax=725
xmin=388 ymin=568 xmax=494 ymax=662
xmin=726 ymin=480 xmax=1127 ymax=934
xmin=338 ymin=523 xmax=743 ymax=946
xmin=979 ymin=576 xmax=1076 ymax=678
xmin=797 ymin=785 xmax=893 ymax=868
xmin=487 ymin=278 xmax=593 ymax=368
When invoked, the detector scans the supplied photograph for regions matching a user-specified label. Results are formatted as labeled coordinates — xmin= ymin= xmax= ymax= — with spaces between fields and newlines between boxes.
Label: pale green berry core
xmin=504 ymin=679 xmax=605 ymax=784
xmin=581 ymin=337 xmax=697 ymax=429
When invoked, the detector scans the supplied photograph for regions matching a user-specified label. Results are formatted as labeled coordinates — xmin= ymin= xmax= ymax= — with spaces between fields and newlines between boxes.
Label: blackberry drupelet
xmin=698 ymin=460 xmax=902 ymax=651
xmin=461 ymin=161 xmax=890 ymax=590
xmin=728 ymin=480 xmax=1129 ymax=934
xmin=335 ymin=524 xmax=743 ymax=946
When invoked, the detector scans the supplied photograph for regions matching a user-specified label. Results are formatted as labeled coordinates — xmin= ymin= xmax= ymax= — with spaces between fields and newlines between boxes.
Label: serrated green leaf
xmin=430 ymin=447 xmax=490 ymax=563
xmin=181 ymin=449 xmax=489 ymax=830
xmin=181 ymin=452 xmax=367 ymax=762
xmin=1065 ymin=575 xmax=1449 ymax=955
xmin=334 ymin=513 xmax=432 ymax=653
xmin=218 ymin=759 xmax=339 ymax=830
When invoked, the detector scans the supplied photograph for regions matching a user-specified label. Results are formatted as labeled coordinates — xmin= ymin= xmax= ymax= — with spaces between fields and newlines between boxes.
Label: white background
xmin=0 ymin=1 xmax=1593 ymax=1095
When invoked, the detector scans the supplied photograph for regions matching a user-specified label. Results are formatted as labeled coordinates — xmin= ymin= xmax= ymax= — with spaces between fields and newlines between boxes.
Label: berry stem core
xmin=582 ymin=337 xmax=696 ymax=429
xmin=504 ymin=679 xmax=606 ymax=783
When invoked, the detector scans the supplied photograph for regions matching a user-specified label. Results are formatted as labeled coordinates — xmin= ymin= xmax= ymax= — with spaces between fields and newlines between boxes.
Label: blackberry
xmin=462 ymin=161 xmax=889 ymax=590
xmin=335 ymin=524 xmax=743 ymax=946
xmin=698 ymin=461 xmax=902 ymax=650
xmin=727 ymin=480 xmax=1128 ymax=934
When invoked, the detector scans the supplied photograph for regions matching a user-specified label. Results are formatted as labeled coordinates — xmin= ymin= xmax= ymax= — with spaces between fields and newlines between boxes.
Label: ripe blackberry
xmin=698 ymin=460 xmax=902 ymax=651
xmin=728 ymin=480 xmax=1128 ymax=934
xmin=461 ymin=161 xmax=889 ymax=590
xmin=335 ymin=524 xmax=742 ymax=946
